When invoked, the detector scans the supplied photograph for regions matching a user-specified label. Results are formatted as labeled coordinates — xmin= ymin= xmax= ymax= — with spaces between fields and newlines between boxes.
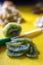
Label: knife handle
xmin=20 ymin=28 xmax=42 ymax=38
xmin=0 ymin=37 xmax=11 ymax=46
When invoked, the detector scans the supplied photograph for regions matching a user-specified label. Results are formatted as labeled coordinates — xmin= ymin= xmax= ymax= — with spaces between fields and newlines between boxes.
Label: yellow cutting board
xmin=0 ymin=6 xmax=43 ymax=65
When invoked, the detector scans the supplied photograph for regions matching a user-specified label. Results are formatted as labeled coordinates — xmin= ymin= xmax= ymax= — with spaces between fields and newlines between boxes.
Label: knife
xmin=0 ymin=28 xmax=43 ymax=46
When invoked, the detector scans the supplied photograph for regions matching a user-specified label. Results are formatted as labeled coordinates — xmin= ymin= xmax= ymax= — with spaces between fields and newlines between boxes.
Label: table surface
xmin=0 ymin=6 xmax=43 ymax=65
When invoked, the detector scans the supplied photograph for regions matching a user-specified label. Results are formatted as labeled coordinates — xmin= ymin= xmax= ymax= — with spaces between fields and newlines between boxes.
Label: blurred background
xmin=0 ymin=0 xmax=43 ymax=5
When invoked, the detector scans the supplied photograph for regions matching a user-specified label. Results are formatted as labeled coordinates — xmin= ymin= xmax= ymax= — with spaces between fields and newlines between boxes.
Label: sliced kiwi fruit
xmin=6 ymin=43 xmax=30 ymax=52
xmin=6 ymin=49 xmax=24 ymax=57
xmin=6 ymin=42 xmax=24 ymax=46
xmin=3 ymin=23 xmax=21 ymax=37
xmin=6 ymin=38 xmax=32 ymax=46
xmin=25 ymin=43 xmax=39 ymax=58
xmin=12 ymin=38 xmax=32 ymax=44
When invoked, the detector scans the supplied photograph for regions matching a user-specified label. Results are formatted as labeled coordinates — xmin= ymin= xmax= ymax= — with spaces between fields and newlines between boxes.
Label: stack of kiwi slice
xmin=6 ymin=38 xmax=39 ymax=58
xmin=3 ymin=23 xmax=39 ymax=58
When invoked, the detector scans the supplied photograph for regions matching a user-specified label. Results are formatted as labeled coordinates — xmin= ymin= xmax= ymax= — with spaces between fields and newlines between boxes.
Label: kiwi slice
xmin=6 ymin=38 xmax=32 ymax=46
xmin=6 ymin=43 xmax=30 ymax=52
xmin=12 ymin=38 xmax=32 ymax=43
xmin=6 ymin=49 xmax=24 ymax=57
xmin=3 ymin=23 xmax=21 ymax=37
xmin=25 ymin=44 xmax=39 ymax=58
xmin=6 ymin=42 xmax=24 ymax=46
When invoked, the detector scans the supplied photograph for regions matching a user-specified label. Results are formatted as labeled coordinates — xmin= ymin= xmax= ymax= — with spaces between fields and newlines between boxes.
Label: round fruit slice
xmin=25 ymin=44 xmax=39 ymax=58
xmin=6 ymin=49 xmax=24 ymax=57
xmin=3 ymin=23 xmax=21 ymax=37
xmin=6 ymin=42 xmax=24 ymax=46
xmin=6 ymin=38 xmax=32 ymax=46
xmin=12 ymin=38 xmax=32 ymax=44
xmin=6 ymin=43 xmax=30 ymax=52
